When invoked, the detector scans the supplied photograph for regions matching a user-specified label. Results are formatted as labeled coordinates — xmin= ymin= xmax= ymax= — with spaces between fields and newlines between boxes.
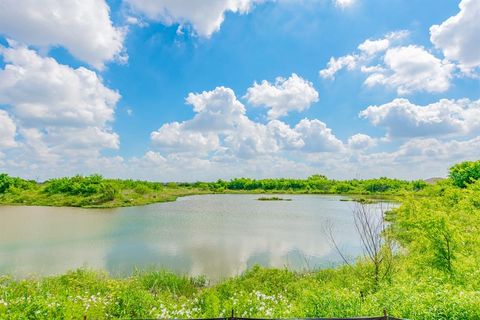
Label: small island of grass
xmin=339 ymin=197 xmax=377 ymax=204
xmin=257 ymin=196 xmax=292 ymax=201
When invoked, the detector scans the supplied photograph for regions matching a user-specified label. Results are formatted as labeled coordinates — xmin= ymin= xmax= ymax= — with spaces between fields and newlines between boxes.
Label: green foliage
xmin=388 ymin=178 xmax=480 ymax=275
xmin=449 ymin=160 xmax=480 ymax=187
xmin=0 ymin=172 xmax=425 ymax=208
xmin=2 ymin=264 xmax=480 ymax=320
xmin=0 ymin=174 xmax=12 ymax=194
xmin=0 ymin=174 xmax=207 ymax=208
xmin=0 ymin=174 xmax=35 ymax=194
xmin=44 ymin=175 xmax=110 ymax=196
xmin=136 ymin=270 xmax=205 ymax=297
xmin=205 ymin=176 xmax=423 ymax=195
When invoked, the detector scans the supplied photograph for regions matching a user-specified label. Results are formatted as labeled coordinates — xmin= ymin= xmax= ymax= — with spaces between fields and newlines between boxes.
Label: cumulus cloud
xmin=360 ymin=98 xmax=480 ymax=138
xmin=151 ymin=86 xmax=343 ymax=160
xmin=267 ymin=120 xmax=304 ymax=150
xmin=320 ymin=55 xmax=358 ymax=80
xmin=145 ymin=91 xmax=480 ymax=181
xmin=430 ymin=0 xmax=480 ymax=74
xmin=358 ymin=38 xmax=390 ymax=56
xmin=321 ymin=42 xmax=454 ymax=95
xmin=0 ymin=0 xmax=126 ymax=69
xmin=151 ymin=122 xmax=220 ymax=154
xmin=319 ymin=31 xmax=408 ymax=80
xmin=364 ymin=45 xmax=454 ymax=95
xmin=356 ymin=136 xmax=480 ymax=177
xmin=152 ymin=87 xmax=267 ymax=158
xmin=348 ymin=133 xmax=376 ymax=150
xmin=244 ymin=74 xmax=319 ymax=119
xmin=125 ymin=0 xmax=264 ymax=37
xmin=294 ymin=119 xmax=344 ymax=152
xmin=0 ymin=110 xmax=17 ymax=148
xmin=0 ymin=45 xmax=119 ymax=128
xmin=0 ymin=44 xmax=120 ymax=163
xmin=391 ymin=137 xmax=480 ymax=163
xmin=185 ymin=86 xmax=246 ymax=132
xmin=320 ymin=32 xmax=456 ymax=95
xmin=151 ymin=87 xmax=276 ymax=158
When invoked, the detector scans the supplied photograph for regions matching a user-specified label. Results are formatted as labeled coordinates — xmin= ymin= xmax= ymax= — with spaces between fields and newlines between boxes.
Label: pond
xmin=0 ymin=194 xmax=392 ymax=281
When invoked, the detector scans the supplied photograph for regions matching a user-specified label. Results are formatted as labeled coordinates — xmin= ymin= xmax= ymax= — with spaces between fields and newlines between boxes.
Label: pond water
xmin=0 ymin=194 xmax=391 ymax=281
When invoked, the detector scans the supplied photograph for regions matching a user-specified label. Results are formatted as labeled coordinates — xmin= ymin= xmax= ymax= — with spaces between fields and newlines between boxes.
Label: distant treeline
xmin=194 ymin=175 xmax=428 ymax=194
xmin=1 ymin=160 xmax=479 ymax=207
xmin=1 ymin=173 xmax=426 ymax=198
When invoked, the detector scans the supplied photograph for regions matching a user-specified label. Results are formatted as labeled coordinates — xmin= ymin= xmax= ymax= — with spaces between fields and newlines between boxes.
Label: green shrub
xmin=449 ymin=160 xmax=480 ymax=188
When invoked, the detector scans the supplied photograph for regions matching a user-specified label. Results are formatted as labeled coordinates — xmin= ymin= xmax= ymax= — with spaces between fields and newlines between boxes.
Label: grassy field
xmin=1 ymin=260 xmax=479 ymax=320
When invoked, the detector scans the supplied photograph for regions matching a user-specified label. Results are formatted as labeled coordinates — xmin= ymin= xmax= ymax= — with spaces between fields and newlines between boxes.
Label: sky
xmin=0 ymin=0 xmax=479 ymax=181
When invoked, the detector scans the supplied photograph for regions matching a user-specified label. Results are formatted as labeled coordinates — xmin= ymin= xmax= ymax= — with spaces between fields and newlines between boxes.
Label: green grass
xmin=1 ymin=264 xmax=479 ymax=320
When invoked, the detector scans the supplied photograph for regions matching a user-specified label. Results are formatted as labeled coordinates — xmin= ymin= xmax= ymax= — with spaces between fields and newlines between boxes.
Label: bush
xmin=0 ymin=173 xmax=35 ymax=194
xmin=44 ymin=174 xmax=112 ymax=196
xmin=449 ymin=160 xmax=480 ymax=188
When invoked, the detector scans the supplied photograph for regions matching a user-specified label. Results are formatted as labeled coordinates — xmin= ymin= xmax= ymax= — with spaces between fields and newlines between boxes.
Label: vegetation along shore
xmin=0 ymin=173 xmax=426 ymax=208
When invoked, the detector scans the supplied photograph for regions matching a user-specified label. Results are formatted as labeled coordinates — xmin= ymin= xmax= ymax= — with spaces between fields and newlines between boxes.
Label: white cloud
xmin=151 ymin=86 xmax=343 ymax=161
xmin=0 ymin=45 xmax=119 ymax=128
xmin=46 ymin=127 xmax=119 ymax=151
xmin=244 ymin=73 xmax=319 ymax=119
xmin=360 ymin=98 xmax=480 ymax=138
xmin=267 ymin=120 xmax=304 ymax=149
xmin=294 ymin=119 xmax=344 ymax=152
xmin=319 ymin=55 xmax=358 ymax=80
xmin=348 ymin=133 xmax=376 ymax=150
xmin=364 ymin=45 xmax=454 ymax=95
xmin=0 ymin=0 xmax=126 ymax=69
xmin=358 ymin=38 xmax=389 ymax=56
xmin=320 ymin=32 xmax=456 ymax=95
xmin=151 ymin=87 xmax=277 ymax=158
xmin=151 ymin=122 xmax=220 ymax=155
xmin=319 ymin=30 xmax=408 ymax=80
xmin=354 ymin=136 xmax=480 ymax=178
xmin=125 ymin=0 xmax=264 ymax=37
xmin=185 ymin=87 xmax=246 ymax=132
xmin=334 ymin=0 xmax=356 ymax=8
xmin=392 ymin=137 xmax=480 ymax=162
xmin=0 ymin=44 xmax=120 ymax=164
xmin=430 ymin=0 xmax=480 ymax=74
xmin=0 ymin=110 xmax=17 ymax=148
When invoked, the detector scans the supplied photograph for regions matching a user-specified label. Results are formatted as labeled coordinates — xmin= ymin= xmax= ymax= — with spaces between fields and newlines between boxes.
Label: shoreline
xmin=0 ymin=190 xmax=401 ymax=209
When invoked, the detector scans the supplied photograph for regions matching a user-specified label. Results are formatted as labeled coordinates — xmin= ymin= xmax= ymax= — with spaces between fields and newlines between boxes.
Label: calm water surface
xmin=0 ymin=194 xmax=389 ymax=280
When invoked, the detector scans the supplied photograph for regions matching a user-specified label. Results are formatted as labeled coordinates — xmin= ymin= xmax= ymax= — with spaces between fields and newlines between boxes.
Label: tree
xmin=326 ymin=203 xmax=395 ymax=290
xmin=449 ymin=160 xmax=480 ymax=188
xmin=0 ymin=174 xmax=13 ymax=194
xmin=0 ymin=174 xmax=34 ymax=194
xmin=389 ymin=186 xmax=464 ymax=274
xmin=353 ymin=203 xmax=395 ymax=287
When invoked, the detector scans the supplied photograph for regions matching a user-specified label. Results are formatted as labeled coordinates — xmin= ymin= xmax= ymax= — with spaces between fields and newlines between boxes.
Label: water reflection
xmin=0 ymin=195 xmax=387 ymax=280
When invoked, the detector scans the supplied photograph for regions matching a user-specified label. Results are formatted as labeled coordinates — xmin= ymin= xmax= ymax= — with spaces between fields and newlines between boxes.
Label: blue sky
xmin=0 ymin=0 xmax=479 ymax=181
